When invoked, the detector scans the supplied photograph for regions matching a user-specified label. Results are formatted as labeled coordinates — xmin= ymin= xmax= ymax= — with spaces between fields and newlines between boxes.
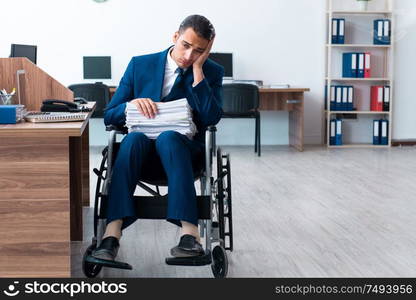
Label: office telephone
xmin=41 ymin=99 xmax=81 ymax=112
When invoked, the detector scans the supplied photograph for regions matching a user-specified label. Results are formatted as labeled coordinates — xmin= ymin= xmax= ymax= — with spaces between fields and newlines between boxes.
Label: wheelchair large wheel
xmin=211 ymin=245 xmax=228 ymax=278
xmin=82 ymin=244 xmax=103 ymax=278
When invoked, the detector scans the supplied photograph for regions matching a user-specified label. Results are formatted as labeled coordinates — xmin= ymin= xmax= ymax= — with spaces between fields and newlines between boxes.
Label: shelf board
xmin=328 ymin=144 xmax=390 ymax=148
xmin=326 ymin=77 xmax=391 ymax=81
xmin=326 ymin=111 xmax=390 ymax=114
xmin=326 ymin=44 xmax=391 ymax=48
xmin=328 ymin=10 xmax=392 ymax=15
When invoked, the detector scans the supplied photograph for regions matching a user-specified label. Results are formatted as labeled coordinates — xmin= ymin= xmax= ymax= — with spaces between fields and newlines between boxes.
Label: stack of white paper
xmin=126 ymin=98 xmax=197 ymax=139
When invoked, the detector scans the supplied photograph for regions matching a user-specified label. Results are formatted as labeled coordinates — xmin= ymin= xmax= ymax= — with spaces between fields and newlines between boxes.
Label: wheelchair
xmin=82 ymin=125 xmax=233 ymax=278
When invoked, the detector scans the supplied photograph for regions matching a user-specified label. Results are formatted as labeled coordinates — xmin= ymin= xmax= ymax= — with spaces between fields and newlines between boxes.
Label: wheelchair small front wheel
xmin=211 ymin=245 xmax=228 ymax=278
xmin=82 ymin=244 xmax=103 ymax=278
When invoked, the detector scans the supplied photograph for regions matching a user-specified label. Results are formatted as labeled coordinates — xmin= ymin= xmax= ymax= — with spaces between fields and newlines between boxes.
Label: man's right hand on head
xmin=129 ymin=98 xmax=158 ymax=119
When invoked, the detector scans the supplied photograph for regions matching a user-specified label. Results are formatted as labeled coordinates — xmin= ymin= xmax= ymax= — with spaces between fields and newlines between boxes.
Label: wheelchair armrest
xmin=207 ymin=125 xmax=217 ymax=132
xmin=105 ymin=125 xmax=128 ymax=134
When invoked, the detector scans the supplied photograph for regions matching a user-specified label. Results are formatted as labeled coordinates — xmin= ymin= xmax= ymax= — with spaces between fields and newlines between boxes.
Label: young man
xmin=92 ymin=15 xmax=224 ymax=261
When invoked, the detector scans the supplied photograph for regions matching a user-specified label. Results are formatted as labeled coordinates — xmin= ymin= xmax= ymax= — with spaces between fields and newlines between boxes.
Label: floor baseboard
xmin=391 ymin=139 xmax=416 ymax=146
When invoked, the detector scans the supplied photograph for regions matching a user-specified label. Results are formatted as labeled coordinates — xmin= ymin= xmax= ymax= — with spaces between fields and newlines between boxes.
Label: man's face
xmin=171 ymin=28 xmax=209 ymax=69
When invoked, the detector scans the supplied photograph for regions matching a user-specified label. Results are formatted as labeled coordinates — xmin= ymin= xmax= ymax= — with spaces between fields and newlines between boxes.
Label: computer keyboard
xmin=25 ymin=112 xmax=88 ymax=123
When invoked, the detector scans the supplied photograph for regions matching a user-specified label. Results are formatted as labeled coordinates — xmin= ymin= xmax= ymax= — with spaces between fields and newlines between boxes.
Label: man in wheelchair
xmin=91 ymin=15 xmax=224 ymax=262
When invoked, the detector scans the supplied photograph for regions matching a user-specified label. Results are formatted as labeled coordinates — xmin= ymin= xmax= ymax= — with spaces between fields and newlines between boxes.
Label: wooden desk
xmin=0 ymin=103 xmax=95 ymax=277
xmin=259 ymin=87 xmax=309 ymax=151
xmin=109 ymin=87 xmax=310 ymax=151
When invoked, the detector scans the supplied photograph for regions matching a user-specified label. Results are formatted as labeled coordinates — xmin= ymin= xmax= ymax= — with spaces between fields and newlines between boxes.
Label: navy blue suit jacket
xmin=104 ymin=47 xmax=224 ymax=144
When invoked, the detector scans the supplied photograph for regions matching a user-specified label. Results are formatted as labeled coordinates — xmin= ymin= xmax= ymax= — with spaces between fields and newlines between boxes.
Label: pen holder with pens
xmin=0 ymin=93 xmax=15 ymax=105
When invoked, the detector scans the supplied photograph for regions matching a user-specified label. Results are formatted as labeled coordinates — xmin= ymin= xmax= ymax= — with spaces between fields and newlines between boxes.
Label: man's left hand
xmin=192 ymin=37 xmax=215 ymax=86
xmin=193 ymin=36 xmax=215 ymax=69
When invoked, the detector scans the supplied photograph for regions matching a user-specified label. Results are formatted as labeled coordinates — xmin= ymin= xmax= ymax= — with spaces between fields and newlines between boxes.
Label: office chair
xmin=222 ymin=83 xmax=261 ymax=156
xmin=68 ymin=83 xmax=110 ymax=118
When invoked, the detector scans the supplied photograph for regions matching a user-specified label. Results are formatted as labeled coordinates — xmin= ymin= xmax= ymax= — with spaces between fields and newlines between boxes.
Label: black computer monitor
xmin=83 ymin=56 xmax=112 ymax=79
xmin=209 ymin=52 xmax=233 ymax=79
xmin=10 ymin=44 xmax=37 ymax=64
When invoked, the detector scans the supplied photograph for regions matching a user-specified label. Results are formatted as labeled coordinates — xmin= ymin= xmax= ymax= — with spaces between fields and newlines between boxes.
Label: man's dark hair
xmin=179 ymin=15 xmax=215 ymax=40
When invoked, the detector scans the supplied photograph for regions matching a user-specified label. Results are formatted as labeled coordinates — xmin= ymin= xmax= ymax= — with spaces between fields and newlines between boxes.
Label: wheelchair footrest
xmin=165 ymin=250 xmax=212 ymax=266
xmin=85 ymin=255 xmax=133 ymax=270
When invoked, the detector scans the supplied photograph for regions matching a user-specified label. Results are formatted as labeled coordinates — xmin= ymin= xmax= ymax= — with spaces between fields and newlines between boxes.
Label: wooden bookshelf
xmin=324 ymin=0 xmax=394 ymax=148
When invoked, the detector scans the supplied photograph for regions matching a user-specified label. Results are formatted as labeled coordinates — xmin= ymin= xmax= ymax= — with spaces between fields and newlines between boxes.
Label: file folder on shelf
xmin=383 ymin=86 xmax=390 ymax=112
xmin=357 ymin=53 xmax=365 ymax=78
xmin=331 ymin=18 xmax=345 ymax=44
xmin=374 ymin=19 xmax=384 ymax=44
xmin=338 ymin=19 xmax=345 ymax=44
xmin=373 ymin=119 xmax=380 ymax=145
xmin=336 ymin=86 xmax=342 ymax=111
xmin=330 ymin=119 xmax=336 ymax=145
xmin=383 ymin=20 xmax=391 ymax=44
xmin=342 ymin=53 xmax=357 ymax=78
xmin=371 ymin=86 xmax=384 ymax=111
xmin=347 ymin=86 xmax=354 ymax=111
xmin=364 ymin=52 xmax=371 ymax=78
xmin=332 ymin=18 xmax=338 ymax=44
xmin=328 ymin=86 xmax=354 ymax=111
xmin=335 ymin=119 xmax=343 ymax=145
xmin=330 ymin=86 xmax=336 ymax=110
xmin=374 ymin=19 xmax=391 ymax=45
xmin=380 ymin=119 xmax=389 ymax=145
xmin=342 ymin=86 xmax=348 ymax=111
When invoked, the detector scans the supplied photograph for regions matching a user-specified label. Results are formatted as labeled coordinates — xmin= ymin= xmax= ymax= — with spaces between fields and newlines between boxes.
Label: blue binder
xmin=338 ymin=18 xmax=345 ymax=44
xmin=380 ymin=119 xmax=389 ymax=145
xmin=343 ymin=53 xmax=357 ymax=78
xmin=330 ymin=119 xmax=336 ymax=145
xmin=382 ymin=19 xmax=391 ymax=44
xmin=341 ymin=86 xmax=348 ymax=111
xmin=331 ymin=18 xmax=338 ymax=44
xmin=357 ymin=53 xmax=365 ymax=78
xmin=335 ymin=86 xmax=342 ymax=111
xmin=373 ymin=119 xmax=380 ymax=145
xmin=335 ymin=119 xmax=343 ymax=145
xmin=330 ymin=85 xmax=336 ymax=111
xmin=374 ymin=19 xmax=385 ymax=44
xmin=347 ymin=86 xmax=354 ymax=110
xmin=383 ymin=85 xmax=390 ymax=111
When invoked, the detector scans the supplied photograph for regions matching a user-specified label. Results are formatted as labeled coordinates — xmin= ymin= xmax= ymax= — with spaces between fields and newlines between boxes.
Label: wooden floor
xmin=71 ymin=145 xmax=416 ymax=277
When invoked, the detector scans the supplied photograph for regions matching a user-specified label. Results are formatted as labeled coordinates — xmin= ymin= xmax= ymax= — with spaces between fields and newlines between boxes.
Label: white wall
xmin=394 ymin=0 xmax=416 ymax=140
xmin=1 ymin=0 xmax=415 ymax=144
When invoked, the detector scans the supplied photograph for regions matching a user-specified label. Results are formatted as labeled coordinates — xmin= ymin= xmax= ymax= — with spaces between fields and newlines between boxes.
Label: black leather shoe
xmin=170 ymin=234 xmax=204 ymax=258
xmin=91 ymin=236 xmax=120 ymax=261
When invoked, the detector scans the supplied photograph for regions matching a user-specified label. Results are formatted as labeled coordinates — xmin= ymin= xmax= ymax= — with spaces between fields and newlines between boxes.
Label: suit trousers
xmin=106 ymin=130 xmax=204 ymax=230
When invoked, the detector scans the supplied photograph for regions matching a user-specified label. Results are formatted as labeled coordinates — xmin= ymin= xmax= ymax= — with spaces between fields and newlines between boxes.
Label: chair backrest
xmin=68 ymin=83 xmax=110 ymax=118
xmin=222 ymin=83 xmax=259 ymax=114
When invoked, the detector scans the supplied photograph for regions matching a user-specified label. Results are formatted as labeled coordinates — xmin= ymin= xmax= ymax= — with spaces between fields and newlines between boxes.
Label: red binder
xmin=371 ymin=86 xmax=383 ymax=111
xmin=364 ymin=52 xmax=371 ymax=78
